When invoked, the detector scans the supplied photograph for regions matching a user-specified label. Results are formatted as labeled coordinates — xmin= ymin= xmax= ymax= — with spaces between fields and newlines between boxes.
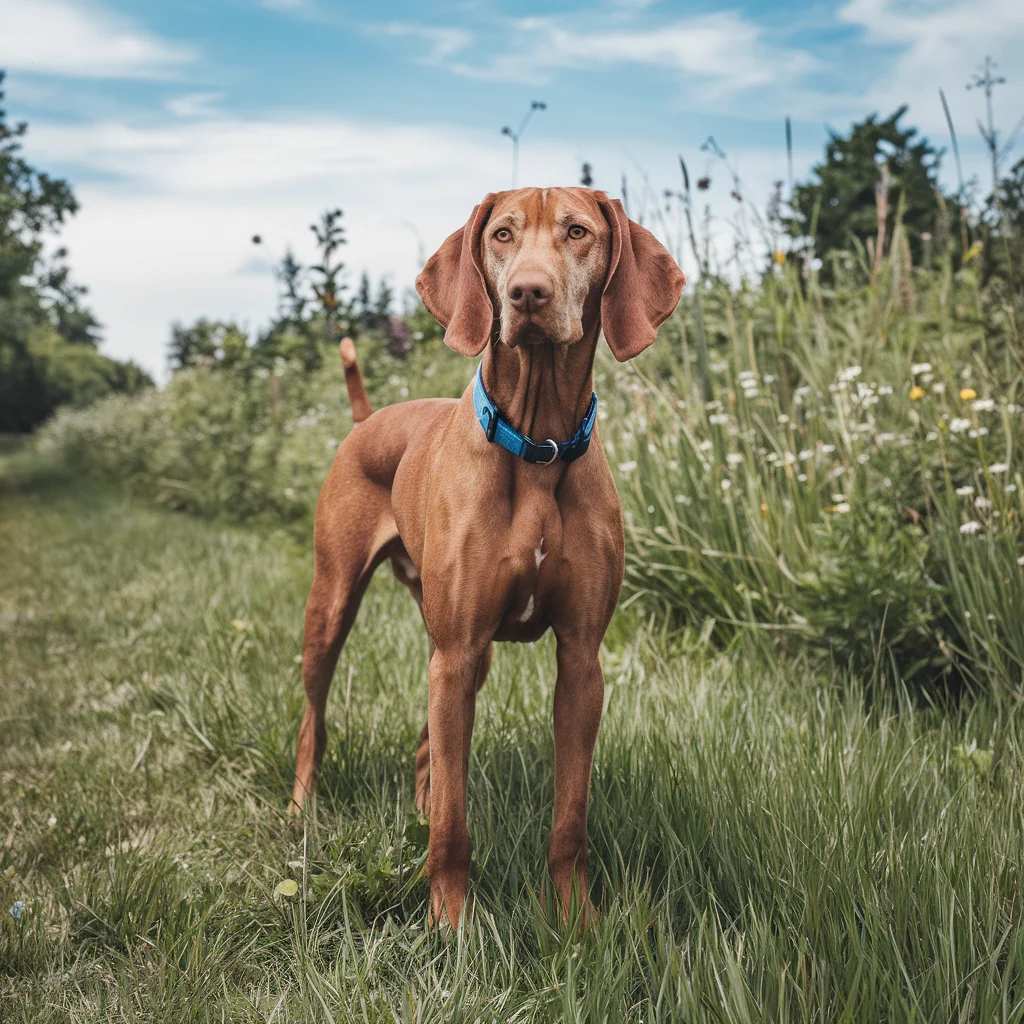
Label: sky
xmin=3 ymin=0 xmax=1024 ymax=380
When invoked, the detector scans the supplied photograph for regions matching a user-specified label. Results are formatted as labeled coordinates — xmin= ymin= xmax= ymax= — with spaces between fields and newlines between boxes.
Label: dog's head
xmin=416 ymin=187 xmax=684 ymax=362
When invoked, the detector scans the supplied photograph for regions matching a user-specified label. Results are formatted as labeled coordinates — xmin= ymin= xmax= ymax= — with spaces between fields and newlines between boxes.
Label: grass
xmin=4 ymin=455 xmax=1024 ymax=1020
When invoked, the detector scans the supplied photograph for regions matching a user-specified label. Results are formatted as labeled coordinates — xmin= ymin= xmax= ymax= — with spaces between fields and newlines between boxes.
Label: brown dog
xmin=292 ymin=187 xmax=684 ymax=927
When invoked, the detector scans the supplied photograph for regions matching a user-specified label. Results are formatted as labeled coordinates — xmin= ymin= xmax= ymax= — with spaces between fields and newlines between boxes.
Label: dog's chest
xmin=493 ymin=525 xmax=560 ymax=642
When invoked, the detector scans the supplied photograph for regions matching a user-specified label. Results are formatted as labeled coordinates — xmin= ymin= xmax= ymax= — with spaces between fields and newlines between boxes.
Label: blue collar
xmin=473 ymin=364 xmax=598 ymax=465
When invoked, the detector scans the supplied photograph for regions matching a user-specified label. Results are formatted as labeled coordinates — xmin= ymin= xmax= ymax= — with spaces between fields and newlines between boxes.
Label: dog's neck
xmin=479 ymin=318 xmax=600 ymax=446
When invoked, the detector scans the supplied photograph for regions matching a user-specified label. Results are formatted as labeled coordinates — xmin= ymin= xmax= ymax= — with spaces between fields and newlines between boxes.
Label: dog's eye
xmin=493 ymin=228 xmax=512 ymax=242
xmin=568 ymin=225 xmax=587 ymax=240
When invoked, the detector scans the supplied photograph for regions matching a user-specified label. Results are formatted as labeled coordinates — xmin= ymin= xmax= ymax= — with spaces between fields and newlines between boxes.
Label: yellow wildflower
xmin=773 ymin=250 xmax=786 ymax=265
xmin=959 ymin=388 xmax=977 ymax=401
xmin=909 ymin=385 xmax=925 ymax=400
xmin=962 ymin=241 xmax=984 ymax=264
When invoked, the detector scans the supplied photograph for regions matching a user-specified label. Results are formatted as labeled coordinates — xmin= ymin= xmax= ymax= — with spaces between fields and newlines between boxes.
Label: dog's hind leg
xmin=291 ymin=492 xmax=397 ymax=813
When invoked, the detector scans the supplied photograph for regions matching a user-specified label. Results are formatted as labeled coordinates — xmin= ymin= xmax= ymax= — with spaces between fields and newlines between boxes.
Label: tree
xmin=0 ymin=69 xmax=145 ymax=431
xmin=307 ymin=208 xmax=350 ymax=369
xmin=788 ymin=107 xmax=949 ymax=270
xmin=169 ymin=318 xmax=248 ymax=371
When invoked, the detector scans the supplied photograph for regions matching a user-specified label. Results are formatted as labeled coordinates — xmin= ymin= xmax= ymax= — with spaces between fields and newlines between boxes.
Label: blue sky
xmin=4 ymin=0 xmax=1023 ymax=378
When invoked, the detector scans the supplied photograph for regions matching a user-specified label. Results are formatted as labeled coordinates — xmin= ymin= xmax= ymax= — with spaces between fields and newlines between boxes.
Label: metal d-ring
xmin=537 ymin=439 xmax=560 ymax=465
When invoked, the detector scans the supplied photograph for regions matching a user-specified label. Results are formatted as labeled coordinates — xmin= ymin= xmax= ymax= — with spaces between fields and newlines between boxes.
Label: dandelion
xmin=972 ymin=398 xmax=995 ymax=412
xmin=911 ymin=362 xmax=932 ymax=375
xmin=959 ymin=520 xmax=982 ymax=535
xmin=909 ymin=385 xmax=925 ymax=400
xmin=959 ymin=388 xmax=977 ymax=401
xmin=955 ymin=485 xmax=975 ymax=496
xmin=9 ymin=901 xmax=25 ymax=920
xmin=617 ymin=460 xmax=637 ymax=474
xmin=949 ymin=418 xmax=971 ymax=434
xmin=989 ymin=463 xmax=1008 ymax=474
xmin=774 ymin=250 xmax=786 ymax=264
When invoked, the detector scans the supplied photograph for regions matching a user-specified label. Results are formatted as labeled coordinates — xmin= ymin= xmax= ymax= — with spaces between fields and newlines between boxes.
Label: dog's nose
xmin=507 ymin=271 xmax=553 ymax=313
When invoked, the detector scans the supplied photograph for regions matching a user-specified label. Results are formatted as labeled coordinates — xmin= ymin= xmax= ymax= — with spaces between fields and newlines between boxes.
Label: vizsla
xmin=292 ymin=187 xmax=684 ymax=927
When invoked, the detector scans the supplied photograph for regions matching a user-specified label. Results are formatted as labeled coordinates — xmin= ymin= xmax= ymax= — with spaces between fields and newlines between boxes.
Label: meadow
xmin=4 ymin=223 xmax=1024 ymax=1020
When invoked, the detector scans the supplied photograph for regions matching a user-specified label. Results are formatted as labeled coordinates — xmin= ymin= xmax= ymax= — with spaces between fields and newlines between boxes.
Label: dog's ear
xmin=416 ymin=195 xmax=498 ymax=357
xmin=596 ymin=195 xmax=685 ymax=362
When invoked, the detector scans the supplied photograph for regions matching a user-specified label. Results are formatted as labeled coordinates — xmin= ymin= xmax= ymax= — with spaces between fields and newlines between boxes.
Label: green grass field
xmin=4 ymin=455 xmax=1024 ymax=1022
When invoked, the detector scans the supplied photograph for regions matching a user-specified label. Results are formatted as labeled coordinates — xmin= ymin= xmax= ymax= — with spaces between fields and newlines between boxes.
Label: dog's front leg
xmin=549 ymin=635 xmax=605 ymax=924
xmin=426 ymin=647 xmax=480 ymax=928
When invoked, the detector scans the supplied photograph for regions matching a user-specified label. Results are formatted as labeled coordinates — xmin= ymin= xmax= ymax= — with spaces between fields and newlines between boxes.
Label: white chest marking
xmin=518 ymin=595 xmax=534 ymax=622
xmin=534 ymin=538 xmax=547 ymax=569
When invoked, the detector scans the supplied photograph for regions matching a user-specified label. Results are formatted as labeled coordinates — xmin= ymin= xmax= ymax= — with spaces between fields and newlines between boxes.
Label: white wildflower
xmin=820 ymin=444 xmax=836 ymax=455
xmin=973 ymin=399 xmax=995 ymax=412
xmin=838 ymin=365 xmax=862 ymax=383
xmin=975 ymin=496 xmax=992 ymax=510
xmin=878 ymin=385 xmax=893 ymax=395
xmin=933 ymin=383 xmax=945 ymax=394
xmin=1018 ymin=555 xmax=1024 ymax=566
xmin=721 ymin=479 xmax=731 ymax=491
xmin=698 ymin=440 xmax=713 ymax=452
xmin=617 ymin=461 xmax=638 ymax=474
xmin=709 ymin=413 xmax=729 ymax=425
xmin=799 ymin=449 xmax=813 ymax=461
xmin=830 ymin=502 xmax=851 ymax=513
xmin=911 ymin=362 xmax=932 ymax=375
xmin=675 ymin=494 xmax=691 ymax=505
xmin=959 ymin=520 xmax=982 ymax=535
xmin=949 ymin=418 xmax=971 ymax=434
xmin=726 ymin=452 xmax=743 ymax=467
xmin=778 ymin=414 xmax=790 ymax=424
xmin=955 ymin=486 xmax=975 ymax=497
xmin=832 ymin=493 xmax=846 ymax=502
xmin=1006 ymin=484 xmax=1018 ymax=494
xmin=989 ymin=463 xmax=1008 ymax=474
xmin=647 ymin=443 xmax=657 ymax=454
xmin=667 ymin=459 xmax=678 ymax=470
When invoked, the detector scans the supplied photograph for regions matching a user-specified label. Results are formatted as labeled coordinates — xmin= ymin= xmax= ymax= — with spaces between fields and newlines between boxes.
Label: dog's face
xmin=417 ymin=187 xmax=685 ymax=363
xmin=479 ymin=188 xmax=611 ymax=349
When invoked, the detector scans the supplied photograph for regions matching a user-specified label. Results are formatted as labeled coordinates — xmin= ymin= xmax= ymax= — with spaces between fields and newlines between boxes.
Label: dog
xmin=292 ymin=187 xmax=685 ymax=928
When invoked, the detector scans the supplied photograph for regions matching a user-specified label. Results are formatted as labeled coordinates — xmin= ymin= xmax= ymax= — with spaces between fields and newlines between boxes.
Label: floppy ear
xmin=415 ymin=194 xmax=498 ymax=357
xmin=597 ymin=195 xmax=685 ymax=362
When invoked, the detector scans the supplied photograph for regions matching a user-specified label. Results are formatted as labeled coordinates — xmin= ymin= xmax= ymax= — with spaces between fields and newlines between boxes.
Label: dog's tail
xmin=339 ymin=337 xmax=372 ymax=423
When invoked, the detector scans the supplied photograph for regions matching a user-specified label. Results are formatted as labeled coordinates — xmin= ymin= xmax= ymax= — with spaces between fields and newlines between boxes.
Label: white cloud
xmin=0 ymin=0 xmax=192 ymax=79
xmin=835 ymin=0 xmax=1024 ymax=144
xmin=379 ymin=23 xmax=473 ymax=64
xmin=445 ymin=11 xmax=818 ymax=98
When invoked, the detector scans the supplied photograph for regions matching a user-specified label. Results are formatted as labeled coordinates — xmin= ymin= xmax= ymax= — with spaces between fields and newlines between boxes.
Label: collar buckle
xmin=536 ymin=440 xmax=560 ymax=466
